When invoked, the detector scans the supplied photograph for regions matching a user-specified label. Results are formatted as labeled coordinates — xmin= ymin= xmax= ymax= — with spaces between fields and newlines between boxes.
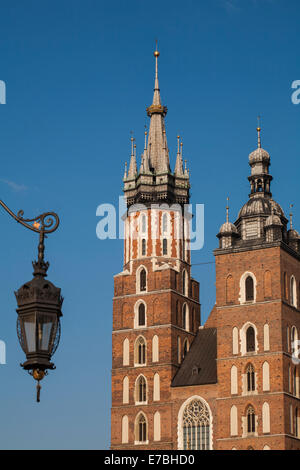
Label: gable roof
xmin=171 ymin=328 xmax=217 ymax=387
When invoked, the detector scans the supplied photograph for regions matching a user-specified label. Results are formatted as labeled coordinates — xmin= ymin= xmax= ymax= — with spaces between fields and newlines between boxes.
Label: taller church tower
xmin=111 ymin=48 xmax=200 ymax=449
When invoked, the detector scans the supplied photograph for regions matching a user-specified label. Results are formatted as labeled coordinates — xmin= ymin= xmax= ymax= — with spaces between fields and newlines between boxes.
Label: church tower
xmin=111 ymin=47 xmax=200 ymax=449
xmin=214 ymin=125 xmax=300 ymax=450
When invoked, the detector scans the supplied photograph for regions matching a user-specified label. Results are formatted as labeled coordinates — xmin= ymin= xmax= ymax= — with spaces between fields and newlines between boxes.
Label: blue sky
xmin=0 ymin=0 xmax=299 ymax=449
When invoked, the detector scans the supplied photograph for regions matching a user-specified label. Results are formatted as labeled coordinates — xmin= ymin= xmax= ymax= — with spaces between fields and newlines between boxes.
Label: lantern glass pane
xmin=37 ymin=315 xmax=55 ymax=352
xmin=24 ymin=315 xmax=36 ymax=353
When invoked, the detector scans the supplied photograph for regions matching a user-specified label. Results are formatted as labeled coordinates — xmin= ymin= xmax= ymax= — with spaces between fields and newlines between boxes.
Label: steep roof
xmin=171 ymin=328 xmax=217 ymax=387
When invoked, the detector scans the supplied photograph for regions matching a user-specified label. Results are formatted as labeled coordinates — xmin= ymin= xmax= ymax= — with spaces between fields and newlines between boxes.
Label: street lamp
xmin=0 ymin=200 xmax=62 ymax=402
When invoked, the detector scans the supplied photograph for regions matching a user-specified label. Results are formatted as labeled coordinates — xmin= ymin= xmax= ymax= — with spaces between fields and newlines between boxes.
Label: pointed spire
xmin=153 ymin=40 xmax=161 ymax=106
xmin=175 ymin=135 xmax=184 ymax=176
xmin=226 ymin=197 xmax=229 ymax=223
xmin=128 ymin=135 xmax=137 ymax=179
xmin=257 ymin=115 xmax=262 ymax=148
xmin=290 ymin=204 xmax=294 ymax=229
xmin=145 ymin=43 xmax=169 ymax=174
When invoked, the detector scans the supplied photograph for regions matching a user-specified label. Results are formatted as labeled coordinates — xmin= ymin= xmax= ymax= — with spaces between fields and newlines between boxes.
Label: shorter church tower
xmin=214 ymin=126 xmax=300 ymax=450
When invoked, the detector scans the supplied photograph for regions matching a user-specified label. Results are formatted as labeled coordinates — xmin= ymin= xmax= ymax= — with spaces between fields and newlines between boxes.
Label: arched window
xmin=231 ymin=366 xmax=238 ymax=395
xmin=295 ymin=408 xmax=299 ymax=438
xmin=122 ymin=415 xmax=129 ymax=444
xmin=230 ymin=406 xmax=238 ymax=437
xmin=232 ymin=327 xmax=239 ymax=355
xmin=136 ymin=375 xmax=147 ymax=403
xmin=154 ymin=411 xmax=161 ymax=442
xmin=245 ymin=276 xmax=254 ymax=301
xmin=182 ymin=270 xmax=188 ymax=296
xmin=291 ymin=326 xmax=298 ymax=355
xmin=226 ymin=275 xmax=234 ymax=304
xmin=182 ymin=304 xmax=189 ymax=331
xmin=153 ymin=373 xmax=160 ymax=401
xmin=140 ymin=269 xmax=146 ymax=292
xmin=290 ymin=276 xmax=297 ymax=307
xmin=262 ymin=361 xmax=270 ymax=392
xmin=141 ymin=239 xmax=146 ymax=256
xmin=136 ymin=413 xmax=147 ymax=443
xmin=177 ymin=336 xmax=181 ymax=364
xmin=123 ymin=338 xmax=130 ymax=366
xmin=246 ymin=326 xmax=255 ymax=353
xmin=162 ymin=238 xmax=168 ymax=255
xmin=123 ymin=376 xmax=129 ymax=404
xmin=246 ymin=364 xmax=255 ymax=392
xmin=246 ymin=406 xmax=256 ymax=434
xmin=138 ymin=303 xmax=146 ymax=327
xmin=284 ymin=272 xmax=288 ymax=299
xmin=182 ymin=399 xmax=211 ymax=450
xmin=135 ymin=336 xmax=146 ymax=365
xmin=183 ymin=339 xmax=189 ymax=359
xmin=152 ymin=335 xmax=159 ymax=363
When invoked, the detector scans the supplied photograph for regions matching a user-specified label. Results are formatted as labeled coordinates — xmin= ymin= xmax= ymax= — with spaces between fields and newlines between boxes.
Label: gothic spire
xmin=174 ymin=135 xmax=184 ymax=176
xmin=127 ymin=136 xmax=137 ymax=179
xmin=146 ymin=43 xmax=170 ymax=174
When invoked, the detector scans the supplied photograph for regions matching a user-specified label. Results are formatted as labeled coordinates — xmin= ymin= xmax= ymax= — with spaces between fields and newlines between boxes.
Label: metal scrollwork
xmin=0 ymin=200 xmax=59 ymax=234
xmin=0 ymin=200 xmax=60 ymax=270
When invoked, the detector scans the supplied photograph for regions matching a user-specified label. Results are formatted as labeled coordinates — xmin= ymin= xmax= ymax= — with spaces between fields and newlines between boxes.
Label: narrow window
xmin=247 ymin=364 xmax=255 ymax=392
xmin=138 ymin=303 xmax=146 ymax=326
xmin=245 ymin=276 xmax=254 ymax=301
xmin=163 ymin=238 xmax=168 ymax=255
xmin=246 ymin=326 xmax=255 ymax=353
xmin=140 ymin=269 xmax=146 ymax=292
xmin=136 ymin=337 xmax=146 ymax=365
xmin=137 ymin=376 xmax=147 ymax=403
xmin=247 ymin=406 xmax=255 ymax=434
xmin=183 ymin=270 xmax=187 ymax=296
xmin=183 ymin=339 xmax=189 ymax=359
xmin=141 ymin=239 xmax=146 ymax=256
xmin=138 ymin=414 xmax=147 ymax=442
xmin=246 ymin=326 xmax=255 ymax=352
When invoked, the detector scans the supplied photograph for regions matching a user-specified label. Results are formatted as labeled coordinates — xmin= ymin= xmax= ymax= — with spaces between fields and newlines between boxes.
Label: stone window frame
xmin=240 ymin=322 xmax=259 ymax=356
xmin=239 ymin=271 xmax=257 ymax=304
xmin=134 ymin=412 xmax=148 ymax=445
xmin=177 ymin=395 xmax=213 ymax=450
xmin=136 ymin=265 xmax=148 ymax=294
xmin=134 ymin=335 xmax=147 ymax=367
xmin=134 ymin=299 xmax=147 ymax=329
xmin=134 ymin=374 xmax=148 ymax=405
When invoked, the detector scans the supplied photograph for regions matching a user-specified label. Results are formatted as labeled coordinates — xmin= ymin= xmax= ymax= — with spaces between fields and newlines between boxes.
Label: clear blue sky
xmin=0 ymin=0 xmax=299 ymax=449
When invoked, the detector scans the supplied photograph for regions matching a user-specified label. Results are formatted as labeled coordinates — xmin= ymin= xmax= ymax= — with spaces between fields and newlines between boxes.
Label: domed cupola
xmin=217 ymin=198 xmax=240 ymax=249
xmin=234 ymin=123 xmax=288 ymax=243
xmin=248 ymin=124 xmax=272 ymax=198
xmin=265 ymin=207 xmax=283 ymax=242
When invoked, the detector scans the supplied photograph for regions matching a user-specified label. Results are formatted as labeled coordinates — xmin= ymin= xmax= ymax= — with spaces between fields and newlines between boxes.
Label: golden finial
xmin=257 ymin=115 xmax=262 ymax=148
xmin=290 ymin=204 xmax=294 ymax=229
xmin=226 ymin=197 xmax=229 ymax=223
xmin=177 ymin=135 xmax=180 ymax=153
xmin=154 ymin=39 xmax=160 ymax=57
